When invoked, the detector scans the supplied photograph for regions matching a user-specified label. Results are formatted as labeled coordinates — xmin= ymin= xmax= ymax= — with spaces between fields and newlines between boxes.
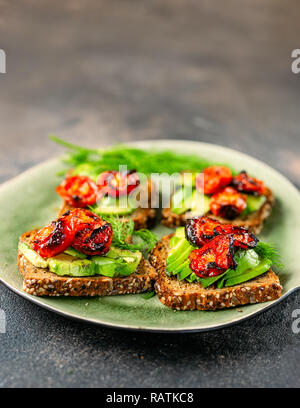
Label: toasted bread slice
xmin=18 ymin=230 xmax=157 ymax=297
xmin=58 ymin=178 xmax=157 ymax=230
xmin=149 ymin=234 xmax=282 ymax=311
xmin=161 ymin=187 xmax=274 ymax=234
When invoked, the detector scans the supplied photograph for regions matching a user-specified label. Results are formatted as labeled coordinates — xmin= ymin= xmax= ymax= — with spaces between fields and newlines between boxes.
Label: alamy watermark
xmin=0 ymin=49 xmax=6 ymax=73
xmin=292 ymin=309 xmax=300 ymax=334
xmin=291 ymin=49 xmax=300 ymax=74
xmin=93 ymin=166 xmax=207 ymax=214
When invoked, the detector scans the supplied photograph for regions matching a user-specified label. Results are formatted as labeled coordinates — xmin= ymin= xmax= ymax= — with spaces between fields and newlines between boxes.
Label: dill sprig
xmin=50 ymin=135 xmax=222 ymax=175
xmin=255 ymin=242 xmax=283 ymax=269
xmin=100 ymin=214 xmax=158 ymax=253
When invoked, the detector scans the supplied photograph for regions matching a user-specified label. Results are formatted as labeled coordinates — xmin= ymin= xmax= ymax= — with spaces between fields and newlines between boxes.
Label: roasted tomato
xmin=67 ymin=208 xmax=113 ymax=256
xmin=214 ymin=224 xmax=258 ymax=249
xmin=185 ymin=216 xmax=258 ymax=250
xmin=32 ymin=216 xmax=75 ymax=258
xmin=210 ymin=187 xmax=247 ymax=219
xmin=97 ymin=170 xmax=140 ymax=197
xmin=189 ymin=235 xmax=235 ymax=278
xmin=56 ymin=175 xmax=98 ymax=207
xmin=196 ymin=166 xmax=232 ymax=195
xmin=185 ymin=216 xmax=222 ymax=247
xmin=232 ymin=171 xmax=266 ymax=196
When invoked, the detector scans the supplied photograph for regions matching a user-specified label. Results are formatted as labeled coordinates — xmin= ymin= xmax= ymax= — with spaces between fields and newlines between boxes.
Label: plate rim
xmin=1 ymin=276 xmax=298 ymax=333
xmin=1 ymin=139 xmax=300 ymax=333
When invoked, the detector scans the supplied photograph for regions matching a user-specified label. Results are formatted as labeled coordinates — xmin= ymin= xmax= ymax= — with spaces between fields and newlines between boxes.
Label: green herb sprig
xmin=50 ymin=135 xmax=222 ymax=176
xmin=254 ymin=242 xmax=283 ymax=269
xmin=100 ymin=214 xmax=158 ymax=253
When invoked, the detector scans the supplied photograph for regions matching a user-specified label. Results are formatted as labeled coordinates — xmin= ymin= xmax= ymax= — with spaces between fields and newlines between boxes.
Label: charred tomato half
xmin=32 ymin=215 xmax=75 ymax=258
xmin=232 ymin=171 xmax=265 ymax=196
xmin=185 ymin=216 xmax=258 ymax=249
xmin=196 ymin=166 xmax=232 ymax=195
xmin=189 ymin=234 xmax=236 ymax=278
xmin=97 ymin=170 xmax=140 ymax=198
xmin=68 ymin=208 xmax=113 ymax=256
xmin=210 ymin=187 xmax=247 ymax=219
xmin=56 ymin=175 xmax=99 ymax=208
xmin=185 ymin=216 xmax=222 ymax=247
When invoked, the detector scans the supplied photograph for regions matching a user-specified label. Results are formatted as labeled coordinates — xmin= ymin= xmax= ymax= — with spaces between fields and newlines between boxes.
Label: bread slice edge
xmin=161 ymin=187 xmax=274 ymax=234
xmin=18 ymin=230 xmax=157 ymax=297
xmin=149 ymin=234 xmax=282 ymax=311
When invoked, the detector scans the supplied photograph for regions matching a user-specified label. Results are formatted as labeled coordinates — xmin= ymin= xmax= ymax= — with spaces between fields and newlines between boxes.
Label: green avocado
xmin=171 ymin=188 xmax=194 ymax=215
xmin=171 ymin=188 xmax=211 ymax=216
xmin=18 ymin=242 xmax=49 ymax=269
xmin=169 ymin=227 xmax=186 ymax=248
xmin=105 ymin=246 xmax=142 ymax=276
xmin=92 ymin=196 xmax=136 ymax=216
xmin=48 ymin=247 xmax=142 ymax=278
xmin=166 ymin=237 xmax=195 ymax=272
xmin=189 ymin=190 xmax=211 ymax=216
xmin=48 ymin=254 xmax=96 ymax=277
xmin=244 ymin=195 xmax=266 ymax=214
xmin=64 ymin=247 xmax=87 ymax=259
xmin=225 ymin=259 xmax=272 ymax=286
xmin=19 ymin=240 xmax=142 ymax=278
xmin=92 ymin=257 xmax=118 ymax=277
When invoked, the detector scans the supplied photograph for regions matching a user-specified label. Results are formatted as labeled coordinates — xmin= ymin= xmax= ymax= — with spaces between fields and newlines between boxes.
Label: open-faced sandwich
xmin=56 ymin=170 xmax=157 ymax=230
xmin=162 ymin=166 xmax=274 ymax=234
xmin=150 ymin=216 xmax=282 ymax=310
xmin=18 ymin=208 xmax=157 ymax=297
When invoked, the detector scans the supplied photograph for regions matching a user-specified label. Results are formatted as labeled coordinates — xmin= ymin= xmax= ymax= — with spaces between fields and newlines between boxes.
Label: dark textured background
xmin=0 ymin=0 xmax=300 ymax=388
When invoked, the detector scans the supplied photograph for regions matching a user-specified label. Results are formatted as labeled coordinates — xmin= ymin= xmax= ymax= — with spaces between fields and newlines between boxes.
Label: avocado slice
xmin=244 ymin=195 xmax=266 ymax=214
xmin=20 ymin=240 xmax=142 ymax=278
xmin=92 ymin=196 xmax=136 ymax=216
xmin=169 ymin=227 xmax=186 ymax=248
xmin=167 ymin=238 xmax=194 ymax=272
xmin=48 ymin=254 xmax=96 ymax=277
xmin=64 ymin=247 xmax=87 ymax=259
xmin=18 ymin=242 xmax=49 ymax=269
xmin=225 ymin=259 xmax=272 ymax=286
xmin=172 ymin=188 xmax=211 ymax=217
xmin=188 ymin=191 xmax=211 ymax=217
xmin=169 ymin=258 xmax=190 ymax=276
xmin=171 ymin=188 xmax=194 ymax=215
xmin=92 ymin=257 xmax=118 ymax=277
xmin=104 ymin=246 xmax=142 ymax=276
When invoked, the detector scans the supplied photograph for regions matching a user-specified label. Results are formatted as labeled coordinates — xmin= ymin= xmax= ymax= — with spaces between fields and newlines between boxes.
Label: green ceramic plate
xmin=0 ymin=140 xmax=299 ymax=332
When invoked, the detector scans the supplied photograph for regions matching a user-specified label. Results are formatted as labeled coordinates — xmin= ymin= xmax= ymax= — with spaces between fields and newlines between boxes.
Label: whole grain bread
xmin=149 ymin=234 xmax=282 ymax=311
xmin=58 ymin=178 xmax=157 ymax=230
xmin=18 ymin=230 xmax=157 ymax=297
xmin=161 ymin=187 xmax=274 ymax=234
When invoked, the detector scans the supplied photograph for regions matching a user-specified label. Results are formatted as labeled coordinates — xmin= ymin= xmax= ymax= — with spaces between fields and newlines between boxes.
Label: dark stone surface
xmin=0 ymin=0 xmax=300 ymax=388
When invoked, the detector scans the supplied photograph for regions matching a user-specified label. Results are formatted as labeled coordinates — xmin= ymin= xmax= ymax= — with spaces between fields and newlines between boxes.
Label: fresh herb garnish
xmin=51 ymin=135 xmax=223 ymax=176
xmin=254 ymin=242 xmax=283 ymax=268
xmin=100 ymin=214 xmax=158 ymax=253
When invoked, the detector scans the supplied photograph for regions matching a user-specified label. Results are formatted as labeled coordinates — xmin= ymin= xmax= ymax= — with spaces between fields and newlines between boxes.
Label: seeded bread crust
xmin=58 ymin=178 xmax=157 ymax=230
xmin=149 ymin=234 xmax=282 ymax=311
xmin=18 ymin=230 xmax=157 ymax=297
xmin=161 ymin=187 xmax=274 ymax=234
